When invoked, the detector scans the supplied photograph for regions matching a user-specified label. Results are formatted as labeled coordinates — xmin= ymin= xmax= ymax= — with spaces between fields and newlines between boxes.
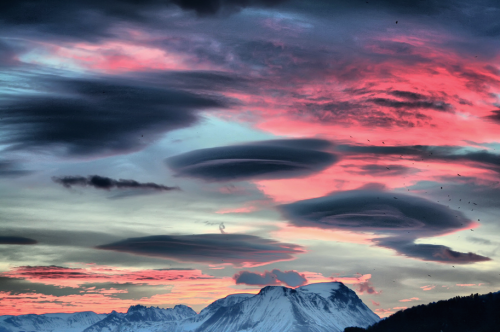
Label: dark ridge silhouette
xmin=344 ymin=291 xmax=500 ymax=332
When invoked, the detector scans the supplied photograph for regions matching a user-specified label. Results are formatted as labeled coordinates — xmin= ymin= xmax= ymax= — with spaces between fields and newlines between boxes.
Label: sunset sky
xmin=1 ymin=0 xmax=500 ymax=318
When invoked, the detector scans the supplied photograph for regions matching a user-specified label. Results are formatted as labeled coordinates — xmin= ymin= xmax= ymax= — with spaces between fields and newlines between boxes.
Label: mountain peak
xmin=258 ymin=285 xmax=298 ymax=296
xmin=298 ymin=281 xmax=345 ymax=298
xmin=126 ymin=304 xmax=148 ymax=313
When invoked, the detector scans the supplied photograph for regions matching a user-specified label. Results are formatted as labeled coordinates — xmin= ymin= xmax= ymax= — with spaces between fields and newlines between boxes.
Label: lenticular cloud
xmin=166 ymin=138 xmax=338 ymax=182
xmin=279 ymin=190 xmax=489 ymax=264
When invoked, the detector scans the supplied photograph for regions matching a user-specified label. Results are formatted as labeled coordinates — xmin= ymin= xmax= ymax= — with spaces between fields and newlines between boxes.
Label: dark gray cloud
xmin=269 ymin=269 xmax=307 ymax=287
xmin=139 ymin=71 xmax=255 ymax=93
xmin=169 ymin=0 xmax=287 ymax=15
xmin=368 ymin=98 xmax=452 ymax=112
xmin=0 ymin=236 xmax=37 ymax=245
xmin=0 ymin=40 xmax=20 ymax=67
xmin=52 ymin=175 xmax=180 ymax=191
xmin=388 ymin=90 xmax=427 ymax=101
xmin=0 ymin=276 xmax=78 ymax=296
xmin=292 ymin=0 xmax=500 ymax=37
xmin=336 ymin=144 xmax=500 ymax=173
xmin=293 ymin=79 xmax=441 ymax=128
xmin=233 ymin=268 xmax=307 ymax=287
xmin=336 ymin=144 xmax=441 ymax=156
xmin=0 ymin=76 xmax=227 ymax=157
xmin=166 ymin=138 xmax=338 ymax=182
xmin=467 ymin=237 xmax=493 ymax=246
xmin=97 ymin=234 xmax=304 ymax=267
xmin=0 ymin=0 xmax=498 ymax=47
xmin=408 ymin=179 xmax=500 ymax=210
xmin=233 ymin=270 xmax=279 ymax=286
xmin=0 ymin=1 xmax=288 ymax=40
xmin=218 ymin=222 xmax=226 ymax=234
xmin=0 ymin=277 xmax=171 ymax=300
xmin=292 ymin=0 xmax=453 ymax=16
xmin=376 ymin=238 xmax=489 ymax=264
xmin=279 ymin=190 xmax=490 ymax=264
xmin=355 ymin=281 xmax=379 ymax=295
xmin=0 ymin=228 xmax=125 ymax=248
xmin=367 ymin=89 xmax=452 ymax=113
xmin=345 ymin=164 xmax=415 ymax=176
xmin=0 ymin=160 xmax=31 ymax=177
xmin=485 ymin=110 xmax=500 ymax=124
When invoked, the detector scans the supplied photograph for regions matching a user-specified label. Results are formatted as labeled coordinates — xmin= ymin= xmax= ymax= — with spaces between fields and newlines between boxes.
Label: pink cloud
xmin=399 ymin=297 xmax=420 ymax=302
xmin=456 ymin=284 xmax=476 ymax=287
xmin=1 ymin=265 xmax=217 ymax=288
xmin=21 ymin=36 xmax=218 ymax=74
xmin=371 ymin=300 xmax=380 ymax=306
xmin=0 ymin=265 xmax=262 ymax=315
xmin=214 ymin=199 xmax=271 ymax=214
xmin=215 ymin=206 xmax=258 ymax=214
xmin=235 ymin=33 xmax=500 ymax=208
xmin=355 ymin=281 xmax=381 ymax=295
xmin=375 ymin=308 xmax=394 ymax=318
xmin=331 ymin=273 xmax=373 ymax=285
xmin=420 ymin=285 xmax=436 ymax=291
xmin=0 ymin=266 xmax=372 ymax=316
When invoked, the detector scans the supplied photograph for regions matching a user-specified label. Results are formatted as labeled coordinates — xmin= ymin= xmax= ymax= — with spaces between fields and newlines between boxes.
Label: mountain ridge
xmin=0 ymin=282 xmax=379 ymax=332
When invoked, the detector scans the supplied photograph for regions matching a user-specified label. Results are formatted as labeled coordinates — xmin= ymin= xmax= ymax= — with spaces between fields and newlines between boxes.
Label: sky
xmin=0 ymin=0 xmax=500 ymax=319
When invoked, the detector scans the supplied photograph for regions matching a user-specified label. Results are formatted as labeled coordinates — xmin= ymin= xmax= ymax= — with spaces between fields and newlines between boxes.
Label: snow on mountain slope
xmin=83 ymin=304 xmax=196 ymax=332
xmin=0 ymin=282 xmax=379 ymax=332
xmin=82 ymin=293 xmax=254 ymax=332
xmin=81 ymin=311 xmax=126 ymax=332
xmin=0 ymin=311 xmax=107 ymax=332
xmin=194 ymin=282 xmax=379 ymax=332
xmin=173 ymin=293 xmax=256 ymax=332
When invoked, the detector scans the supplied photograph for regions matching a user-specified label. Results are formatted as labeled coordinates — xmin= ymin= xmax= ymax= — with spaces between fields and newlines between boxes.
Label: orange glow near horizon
xmin=0 ymin=265 xmax=376 ymax=315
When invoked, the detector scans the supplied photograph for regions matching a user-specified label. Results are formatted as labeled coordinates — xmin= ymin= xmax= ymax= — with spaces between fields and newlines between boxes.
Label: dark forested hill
xmin=345 ymin=291 xmax=500 ymax=332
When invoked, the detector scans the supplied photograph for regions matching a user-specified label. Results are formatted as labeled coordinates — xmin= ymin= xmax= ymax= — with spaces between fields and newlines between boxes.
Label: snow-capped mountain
xmin=0 ymin=311 xmax=107 ymax=332
xmin=192 ymin=282 xmax=379 ymax=332
xmin=82 ymin=305 xmax=197 ymax=332
xmin=0 ymin=282 xmax=379 ymax=332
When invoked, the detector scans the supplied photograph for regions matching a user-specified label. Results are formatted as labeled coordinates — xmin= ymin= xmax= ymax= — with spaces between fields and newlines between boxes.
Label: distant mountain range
xmin=0 ymin=282 xmax=379 ymax=332
xmin=345 ymin=291 xmax=500 ymax=332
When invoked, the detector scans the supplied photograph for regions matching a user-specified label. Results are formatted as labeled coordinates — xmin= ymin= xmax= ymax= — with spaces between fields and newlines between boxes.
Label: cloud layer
xmin=0 ymin=236 xmax=37 ymax=245
xmin=97 ymin=234 xmax=304 ymax=267
xmin=0 ymin=76 xmax=226 ymax=157
xmin=0 ymin=0 xmax=288 ymax=40
xmin=52 ymin=175 xmax=179 ymax=191
xmin=233 ymin=269 xmax=307 ymax=287
xmin=166 ymin=138 xmax=338 ymax=182
xmin=337 ymin=144 xmax=500 ymax=173
xmin=279 ymin=190 xmax=489 ymax=264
